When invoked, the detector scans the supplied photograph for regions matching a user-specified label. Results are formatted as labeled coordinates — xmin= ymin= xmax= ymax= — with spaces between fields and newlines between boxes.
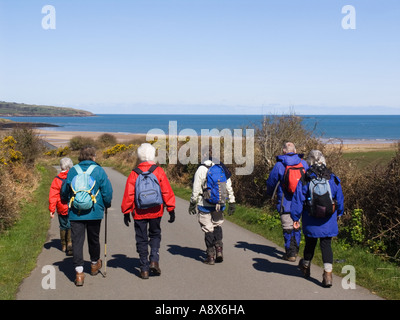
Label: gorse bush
xmin=0 ymin=129 xmax=43 ymax=233
xmin=11 ymin=128 xmax=44 ymax=166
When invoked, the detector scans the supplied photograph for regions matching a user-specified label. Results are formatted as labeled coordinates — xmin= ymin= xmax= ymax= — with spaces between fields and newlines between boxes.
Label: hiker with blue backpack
xmin=61 ymin=146 xmax=113 ymax=286
xmin=266 ymin=142 xmax=309 ymax=262
xmin=121 ymin=143 xmax=176 ymax=279
xmin=291 ymin=150 xmax=344 ymax=287
xmin=189 ymin=147 xmax=236 ymax=265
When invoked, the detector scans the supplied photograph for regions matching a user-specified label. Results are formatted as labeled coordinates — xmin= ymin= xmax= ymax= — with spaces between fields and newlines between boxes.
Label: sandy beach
xmin=36 ymin=129 xmax=147 ymax=148
xmin=35 ymin=129 xmax=398 ymax=152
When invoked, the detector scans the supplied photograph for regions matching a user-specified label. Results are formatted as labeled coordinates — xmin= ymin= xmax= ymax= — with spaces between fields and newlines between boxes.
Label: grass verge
xmin=0 ymin=164 xmax=55 ymax=300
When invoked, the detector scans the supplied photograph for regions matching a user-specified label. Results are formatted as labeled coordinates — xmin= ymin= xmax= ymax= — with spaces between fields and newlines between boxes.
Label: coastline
xmin=35 ymin=129 xmax=398 ymax=152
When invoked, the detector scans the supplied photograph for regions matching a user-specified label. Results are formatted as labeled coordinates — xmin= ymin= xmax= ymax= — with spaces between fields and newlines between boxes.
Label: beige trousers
xmin=198 ymin=211 xmax=224 ymax=233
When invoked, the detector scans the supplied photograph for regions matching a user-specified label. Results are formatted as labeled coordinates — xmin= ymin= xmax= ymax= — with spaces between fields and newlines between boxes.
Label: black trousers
xmin=71 ymin=220 xmax=102 ymax=268
xmin=134 ymin=217 xmax=162 ymax=272
xmin=303 ymin=236 xmax=333 ymax=264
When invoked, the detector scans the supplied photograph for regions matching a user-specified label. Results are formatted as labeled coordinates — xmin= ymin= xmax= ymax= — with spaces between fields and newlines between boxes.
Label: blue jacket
xmin=291 ymin=169 xmax=344 ymax=238
xmin=61 ymin=160 xmax=113 ymax=221
xmin=266 ymin=153 xmax=309 ymax=213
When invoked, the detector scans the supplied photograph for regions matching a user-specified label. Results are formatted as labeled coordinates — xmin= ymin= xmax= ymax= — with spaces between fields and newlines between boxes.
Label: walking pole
xmin=103 ymin=207 xmax=108 ymax=277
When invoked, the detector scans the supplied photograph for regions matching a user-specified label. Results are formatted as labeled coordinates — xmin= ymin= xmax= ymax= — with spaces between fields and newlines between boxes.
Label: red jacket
xmin=121 ymin=161 xmax=175 ymax=220
xmin=49 ymin=170 xmax=69 ymax=216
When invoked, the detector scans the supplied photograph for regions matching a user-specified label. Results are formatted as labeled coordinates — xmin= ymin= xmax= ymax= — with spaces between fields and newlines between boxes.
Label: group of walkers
xmin=49 ymin=141 xmax=343 ymax=288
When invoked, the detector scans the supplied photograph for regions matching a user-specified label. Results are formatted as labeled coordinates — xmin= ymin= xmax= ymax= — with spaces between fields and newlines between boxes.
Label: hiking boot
xmin=66 ymin=244 xmax=73 ymax=256
xmin=66 ymin=229 xmax=73 ymax=256
xmin=60 ymin=230 xmax=67 ymax=252
xmin=322 ymin=271 xmax=333 ymax=287
xmin=150 ymin=261 xmax=161 ymax=276
xmin=298 ymin=259 xmax=311 ymax=278
xmin=203 ymin=254 xmax=215 ymax=265
xmin=215 ymin=246 xmax=223 ymax=263
xmin=90 ymin=259 xmax=102 ymax=276
xmin=75 ymin=272 xmax=85 ymax=286
xmin=141 ymin=270 xmax=149 ymax=279
xmin=283 ymin=253 xmax=297 ymax=262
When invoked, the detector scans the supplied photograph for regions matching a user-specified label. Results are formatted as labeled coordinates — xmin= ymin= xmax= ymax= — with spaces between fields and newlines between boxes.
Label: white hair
xmin=137 ymin=143 xmax=156 ymax=162
xmin=283 ymin=142 xmax=296 ymax=154
xmin=306 ymin=150 xmax=326 ymax=166
xmin=60 ymin=157 xmax=73 ymax=171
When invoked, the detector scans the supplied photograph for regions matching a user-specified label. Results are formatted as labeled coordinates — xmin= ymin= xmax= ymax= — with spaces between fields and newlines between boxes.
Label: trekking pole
xmin=103 ymin=207 xmax=108 ymax=278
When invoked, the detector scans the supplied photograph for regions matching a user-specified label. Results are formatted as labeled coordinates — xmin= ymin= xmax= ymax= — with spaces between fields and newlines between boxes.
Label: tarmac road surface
xmin=17 ymin=167 xmax=382 ymax=300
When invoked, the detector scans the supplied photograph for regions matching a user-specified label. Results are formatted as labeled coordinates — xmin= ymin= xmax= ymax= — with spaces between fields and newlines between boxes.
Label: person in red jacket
xmin=121 ymin=143 xmax=176 ymax=279
xmin=49 ymin=157 xmax=74 ymax=255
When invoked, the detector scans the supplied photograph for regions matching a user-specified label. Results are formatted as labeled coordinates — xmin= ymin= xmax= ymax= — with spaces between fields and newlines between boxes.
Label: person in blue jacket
xmin=291 ymin=150 xmax=344 ymax=287
xmin=61 ymin=146 xmax=113 ymax=286
xmin=266 ymin=142 xmax=309 ymax=261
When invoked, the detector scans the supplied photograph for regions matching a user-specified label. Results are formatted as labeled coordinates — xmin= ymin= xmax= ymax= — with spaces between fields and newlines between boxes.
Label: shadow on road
xmin=53 ymin=258 xmax=91 ymax=282
xmin=235 ymin=240 xmax=283 ymax=259
xmin=167 ymin=244 xmax=205 ymax=262
xmin=235 ymin=241 xmax=323 ymax=287
xmin=44 ymin=239 xmax=62 ymax=251
xmin=107 ymin=254 xmax=141 ymax=277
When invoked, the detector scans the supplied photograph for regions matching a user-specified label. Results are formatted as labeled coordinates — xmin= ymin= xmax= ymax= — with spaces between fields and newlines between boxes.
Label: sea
xmin=3 ymin=114 xmax=400 ymax=143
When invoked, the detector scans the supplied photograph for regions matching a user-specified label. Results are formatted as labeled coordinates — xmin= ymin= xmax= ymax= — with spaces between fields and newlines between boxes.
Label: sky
xmin=0 ymin=0 xmax=399 ymax=115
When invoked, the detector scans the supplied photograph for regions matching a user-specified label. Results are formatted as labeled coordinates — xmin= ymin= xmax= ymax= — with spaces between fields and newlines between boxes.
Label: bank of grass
xmin=0 ymin=164 xmax=55 ymax=300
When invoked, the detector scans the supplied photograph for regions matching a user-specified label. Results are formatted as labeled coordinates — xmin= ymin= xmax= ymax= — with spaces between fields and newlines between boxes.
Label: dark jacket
xmin=266 ymin=153 xmax=309 ymax=213
xmin=61 ymin=160 xmax=113 ymax=221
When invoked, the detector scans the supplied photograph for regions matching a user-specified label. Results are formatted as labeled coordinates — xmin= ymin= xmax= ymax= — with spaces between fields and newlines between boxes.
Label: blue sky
xmin=0 ymin=0 xmax=399 ymax=115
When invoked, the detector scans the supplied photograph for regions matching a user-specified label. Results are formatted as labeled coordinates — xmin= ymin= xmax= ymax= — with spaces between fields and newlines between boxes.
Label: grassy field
xmin=343 ymin=150 xmax=396 ymax=169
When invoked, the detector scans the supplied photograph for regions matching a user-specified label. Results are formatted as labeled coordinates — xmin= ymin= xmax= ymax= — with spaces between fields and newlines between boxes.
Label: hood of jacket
xmin=276 ymin=153 xmax=304 ymax=166
xmin=58 ymin=170 xmax=68 ymax=179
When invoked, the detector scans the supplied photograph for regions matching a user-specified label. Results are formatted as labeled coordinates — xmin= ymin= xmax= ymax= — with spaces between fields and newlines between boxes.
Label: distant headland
xmin=0 ymin=101 xmax=94 ymax=129
xmin=0 ymin=101 xmax=94 ymax=117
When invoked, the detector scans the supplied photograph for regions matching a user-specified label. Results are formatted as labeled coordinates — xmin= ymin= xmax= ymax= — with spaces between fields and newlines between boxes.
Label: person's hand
xmin=188 ymin=201 xmax=197 ymax=215
xmin=124 ymin=213 xmax=131 ymax=227
xmin=50 ymin=211 xmax=55 ymax=219
xmin=293 ymin=221 xmax=300 ymax=229
xmin=168 ymin=210 xmax=175 ymax=223
xmin=228 ymin=203 xmax=236 ymax=216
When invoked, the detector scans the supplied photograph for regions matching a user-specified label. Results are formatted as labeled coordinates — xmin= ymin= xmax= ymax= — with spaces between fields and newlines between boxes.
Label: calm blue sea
xmin=3 ymin=114 xmax=400 ymax=142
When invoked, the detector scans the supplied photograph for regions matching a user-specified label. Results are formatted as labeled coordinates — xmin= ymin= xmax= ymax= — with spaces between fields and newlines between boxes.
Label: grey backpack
xmin=133 ymin=165 xmax=163 ymax=209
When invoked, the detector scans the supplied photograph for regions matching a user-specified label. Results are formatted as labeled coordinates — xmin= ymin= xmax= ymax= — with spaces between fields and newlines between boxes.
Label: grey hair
xmin=306 ymin=150 xmax=326 ymax=166
xmin=137 ymin=143 xmax=156 ymax=162
xmin=60 ymin=157 xmax=73 ymax=171
xmin=282 ymin=142 xmax=296 ymax=154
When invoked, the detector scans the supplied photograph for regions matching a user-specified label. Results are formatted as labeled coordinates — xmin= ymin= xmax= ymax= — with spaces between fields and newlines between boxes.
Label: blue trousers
xmin=281 ymin=213 xmax=301 ymax=257
xmin=134 ymin=217 xmax=162 ymax=272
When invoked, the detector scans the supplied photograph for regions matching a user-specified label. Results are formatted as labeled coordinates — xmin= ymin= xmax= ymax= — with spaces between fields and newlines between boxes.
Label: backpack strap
xmin=55 ymin=175 xmax=65 ymax=182
xmin=133 ymin=164 xmax=158 ymax=175
xmin=74 ymin=165 xmax=83 ymax=175
xmin=85 ymin=164 xmax=98 ymax=176
xmin=148 ymin=164 xmax=158 ymax=173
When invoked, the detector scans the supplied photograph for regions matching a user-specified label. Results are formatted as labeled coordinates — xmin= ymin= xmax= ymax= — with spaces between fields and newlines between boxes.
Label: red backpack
xmin=283 ymin=163 xmax=305 ymax=194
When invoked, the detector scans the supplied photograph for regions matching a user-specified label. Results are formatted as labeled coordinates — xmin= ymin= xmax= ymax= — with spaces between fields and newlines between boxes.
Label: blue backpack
xmin=69 ymin=164 xmax=99 ymax=212
xmin=133 ymin=165 xmax=163 ymax=209
xmin=202 ymin=164 xmax=229 ymax=205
